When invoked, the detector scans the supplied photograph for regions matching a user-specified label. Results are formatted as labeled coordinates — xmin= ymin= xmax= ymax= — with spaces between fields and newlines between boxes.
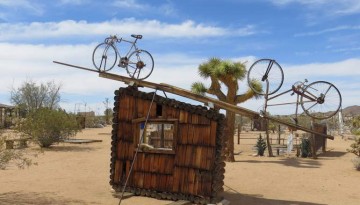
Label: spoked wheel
xmin=126 ymin=50 xmax=154 ymax=80
xmin=300 ymin=81 xmax=342 ymax=120
xmin=247 ymin=59 xmax=284 ymax=95
xmin=92 ymin=43 xmax=117 ymax=72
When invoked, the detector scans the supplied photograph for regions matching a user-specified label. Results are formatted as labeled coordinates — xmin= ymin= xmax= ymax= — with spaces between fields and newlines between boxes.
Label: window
xmin=137 ymin=120 xmax=177 ymax=152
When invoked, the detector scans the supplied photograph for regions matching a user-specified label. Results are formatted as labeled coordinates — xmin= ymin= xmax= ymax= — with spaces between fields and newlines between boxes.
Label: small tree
xmin=347 ymin=137 xmax=360 ymax=170
xmin=347 ymin=137 xmax=360 ymax=157
xmin=300 ymin=138 xmax=311 ymax=158
xmin=11 ymin=80 xmax=61 ymax=113
xmin=17 ymin=108 xmax=80 ymax=148
xmin=351 ymin=116 xmax=360 ymax=135
xmin=255 ymin=134 xmax=267 ymax=156
xmin=103 ymin=98 xmax=112 ymax=125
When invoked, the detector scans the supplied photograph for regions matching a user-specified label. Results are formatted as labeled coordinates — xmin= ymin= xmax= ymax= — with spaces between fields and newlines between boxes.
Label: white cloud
xmin=0 ymin=42 xmax=205 ymax=113
xmin=112 ymin=0 xmax=147 ymax=10
xmin=269 ymin=0 xmax=360 ymax=16
xmin=282 ymin=58 xmax=360 ymax=80
xmin=295 ymin=25 xmax=360 ymax=37
xmin=59 ymin=0 xmax=89 ymax=5
xmin=0 ymin=19 xmax=257 ymax=41
xmin=112 ymin=0 xmax=177 ymax=16
xmin=0 ymin=0 xmax=43 ymax=17
xmin=1 ymin=42 xmax=358 ymax=115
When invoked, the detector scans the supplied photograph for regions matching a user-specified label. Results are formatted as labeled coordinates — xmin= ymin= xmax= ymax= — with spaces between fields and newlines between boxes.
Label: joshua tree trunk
xmin=265 ymin=119 xmax=274 ymax=157
xmin=224 ymin=110 xmax=236 ymax=162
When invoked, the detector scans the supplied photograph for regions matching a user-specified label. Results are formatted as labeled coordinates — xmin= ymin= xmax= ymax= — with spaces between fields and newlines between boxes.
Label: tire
xmin=126 ymin=50 xmax=154 ymax=80
xmin=247 ymin=59 xmax=284 ymax=95
xmin=300 ymin=81 xmax=342 ymax=119
xmin=92 ymin=43 xmax=117 ymax=72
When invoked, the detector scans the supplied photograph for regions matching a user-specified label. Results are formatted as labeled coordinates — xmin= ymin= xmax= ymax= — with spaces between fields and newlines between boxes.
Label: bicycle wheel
xmin=92 ymin=43 xmax=117 ymax=72
xmin=300 ymin=81 xmax=342 ymax=120
xmin=126 ymin=50 xmax=154 ymax=80
xmin=247 ymin=59 xmax=284 ymax=95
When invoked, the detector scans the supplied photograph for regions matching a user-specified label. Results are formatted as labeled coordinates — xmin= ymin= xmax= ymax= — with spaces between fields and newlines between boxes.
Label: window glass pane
xmin=140 ymin=122 xmax=174 ymax=150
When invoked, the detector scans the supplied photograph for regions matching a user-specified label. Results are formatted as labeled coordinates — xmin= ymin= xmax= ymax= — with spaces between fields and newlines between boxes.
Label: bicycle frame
xmin=110 ymin=37 xmax=140 ymax=59
xmin=262 ymin=80 xmax=318 ymax=121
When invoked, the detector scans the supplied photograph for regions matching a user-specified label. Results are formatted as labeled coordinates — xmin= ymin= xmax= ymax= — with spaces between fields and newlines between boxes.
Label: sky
xmin=0 ymin=0 xmax=359 ymax=116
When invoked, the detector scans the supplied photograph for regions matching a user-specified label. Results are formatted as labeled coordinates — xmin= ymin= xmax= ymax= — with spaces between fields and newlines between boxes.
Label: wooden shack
xmin=109 ymin=87 xmax=226 ymax=204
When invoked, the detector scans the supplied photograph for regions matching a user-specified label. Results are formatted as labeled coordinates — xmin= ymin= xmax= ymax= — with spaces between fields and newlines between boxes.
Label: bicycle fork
xmin=262 ymin=60 xmax=275 ymax=81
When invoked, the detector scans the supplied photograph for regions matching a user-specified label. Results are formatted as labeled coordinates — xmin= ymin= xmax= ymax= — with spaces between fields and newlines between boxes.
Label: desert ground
xmin=0 ymin=126 xmax=359 ymax=205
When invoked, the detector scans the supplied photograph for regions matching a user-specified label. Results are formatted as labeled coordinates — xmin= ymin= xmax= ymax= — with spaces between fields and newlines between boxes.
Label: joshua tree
xmin=191 ymin=58 xmax=261 ymax=162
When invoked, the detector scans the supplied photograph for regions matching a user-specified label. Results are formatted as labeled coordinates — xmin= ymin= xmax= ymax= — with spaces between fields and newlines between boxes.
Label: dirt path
xmin=1 ymin=127 xmax=359 ymax=205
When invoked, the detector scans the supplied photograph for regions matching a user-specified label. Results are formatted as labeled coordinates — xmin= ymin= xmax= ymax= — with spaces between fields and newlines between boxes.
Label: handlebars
xmin=105 ymin=35 xmax=123 ymax=43
xmin=105 ymin=34 xmax=141 ymax=44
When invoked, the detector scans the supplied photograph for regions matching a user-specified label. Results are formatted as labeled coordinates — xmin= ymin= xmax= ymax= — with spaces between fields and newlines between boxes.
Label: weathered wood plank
xmin=166 ymin=200 xmax=192 ymax=205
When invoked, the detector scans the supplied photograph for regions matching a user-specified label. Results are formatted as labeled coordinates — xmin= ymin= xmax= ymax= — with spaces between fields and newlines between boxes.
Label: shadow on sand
xmin=317 ymin=150 xmax=347 ymax=158
xmin=0 ymin=191 xmax=97 ymax=205
xmin=39 ymin=144 xmax=99 ymax=153
xmin=222 ymin=185 xmax=326 ymax=205
xmin=235 ymin=157 xmax=322 ymax=169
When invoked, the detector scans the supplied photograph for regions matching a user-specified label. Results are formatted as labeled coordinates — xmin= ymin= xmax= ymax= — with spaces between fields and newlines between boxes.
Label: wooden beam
xmin=98 ymin=72 xmax=333 ymax=140
xmin=52 ymin=61 xmax=334 ymax=140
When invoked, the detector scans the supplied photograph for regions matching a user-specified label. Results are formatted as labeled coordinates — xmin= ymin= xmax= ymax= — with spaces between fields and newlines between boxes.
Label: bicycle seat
xmin=131 ymin=34 xmax=143 ymax=39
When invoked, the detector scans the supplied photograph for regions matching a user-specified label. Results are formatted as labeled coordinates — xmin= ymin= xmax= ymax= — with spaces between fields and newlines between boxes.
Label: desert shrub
xmin=85 ymin=116 xmax=106 ymax=128
xmin=255 ymin=134 xmax=267 ymax=156
xmin=17 ymin=108 xmax=80 ymax=148
xmin=0 ymin=131 xmax=34 ymax=169
xmin=300 ymin=138 xmax=312 ymax=158
xmin=347 ymin=137 xmax=360 ymax=157
xmin=351 ymin=157 xmax=360 ymax=170
xmin=351 ymin=129 xmax=360 ymax=136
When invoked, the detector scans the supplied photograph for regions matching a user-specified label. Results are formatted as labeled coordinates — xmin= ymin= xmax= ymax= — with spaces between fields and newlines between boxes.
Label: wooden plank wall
xmin=110 ymin=87 xmax=225 ymax=204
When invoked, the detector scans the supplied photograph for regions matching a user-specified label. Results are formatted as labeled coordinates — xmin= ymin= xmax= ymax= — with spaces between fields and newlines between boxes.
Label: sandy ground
xmin=0 ymin=126 xmax=359 ymax=205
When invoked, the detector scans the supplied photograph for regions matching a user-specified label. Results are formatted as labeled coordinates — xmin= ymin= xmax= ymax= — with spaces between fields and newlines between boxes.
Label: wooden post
xmin=265 ymin=119 xmax=274 ymax=157
xmin=310 ymin=120 xmax=317 ymax=159
xmin=237 ymin=123 xmax=241 ymax=145
xmin=278 ymin=125 xmax=281 ymax=144
xmin=277 ymin=125 xmax=281 ymax=155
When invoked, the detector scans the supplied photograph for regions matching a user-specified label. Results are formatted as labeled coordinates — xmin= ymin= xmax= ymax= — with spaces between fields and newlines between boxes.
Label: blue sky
xmin=0 ymin=0 xmax=359 ymax=116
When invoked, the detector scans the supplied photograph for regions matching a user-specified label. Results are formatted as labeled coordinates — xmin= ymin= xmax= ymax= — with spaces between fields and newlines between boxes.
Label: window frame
xmin=132 ymin=118 xmax=178 ymax=154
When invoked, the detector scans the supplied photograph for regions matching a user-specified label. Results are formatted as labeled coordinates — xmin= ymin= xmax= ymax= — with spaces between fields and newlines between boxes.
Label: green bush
xmin=18 ymin=108 xmax=80 ymax=148
xmin=255 ymin=134 xmax=267 ymax=156
xmin=351 ymin=129 xmax=360 ymax=136
xmin=300 ymin=138 xmax=312 ymax=158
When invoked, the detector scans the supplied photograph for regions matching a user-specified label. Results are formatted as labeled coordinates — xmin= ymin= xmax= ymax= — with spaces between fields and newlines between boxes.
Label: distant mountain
xmin=342 ymin=105 xmax=360 ymax=116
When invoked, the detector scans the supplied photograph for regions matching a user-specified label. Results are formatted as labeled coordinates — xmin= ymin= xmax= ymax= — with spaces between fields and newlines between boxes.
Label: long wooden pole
xmin=53 ymin=61 xmax=334 ymax=140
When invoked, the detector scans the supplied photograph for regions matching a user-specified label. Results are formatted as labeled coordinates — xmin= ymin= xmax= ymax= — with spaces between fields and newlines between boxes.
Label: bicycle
xmin=247 ymin=59 xmax=342 ymax=120
xmin=92 ymin=34 xmax=154 ymax=80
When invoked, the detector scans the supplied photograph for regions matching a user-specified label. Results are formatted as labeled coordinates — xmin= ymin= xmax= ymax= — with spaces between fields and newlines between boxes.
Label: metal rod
xmin=118 ymin=90 xmax=157 ymax=205
xmin=268 ymin=88 xmax=293 ymax=101
xmin=267 ymin=101 xmax=300 ymax=106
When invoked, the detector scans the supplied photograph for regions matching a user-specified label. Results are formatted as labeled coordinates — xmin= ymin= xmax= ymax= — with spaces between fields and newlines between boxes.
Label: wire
xmin=118 ymin=89 xmax=158 ymax=205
